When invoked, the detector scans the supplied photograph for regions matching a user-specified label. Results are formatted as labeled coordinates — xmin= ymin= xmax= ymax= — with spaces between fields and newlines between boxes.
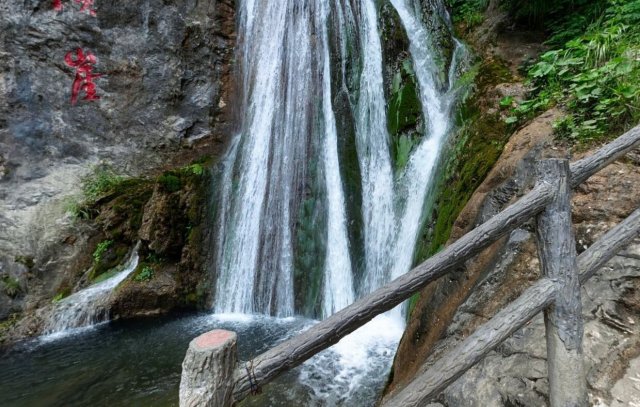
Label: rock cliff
xmin=0 ymin=0 xmax=236 ymax=340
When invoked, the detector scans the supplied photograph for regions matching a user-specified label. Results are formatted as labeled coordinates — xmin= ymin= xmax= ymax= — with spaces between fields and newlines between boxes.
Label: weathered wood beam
xmin=570 ymin=125 xmax=640 ymax=188
xmin=381 ymin=279 xmax=557 ymax=407
xmin=536 ymin=159 xmax=586 ymax=406
xmin=180 ymin=330 xmax=238 ymax=407
xmin=381 ymin=207 xmax=640 ymax=407
xmin=579 ymin=207 xmax=640 ymax=283
xmin=231 ymin=182 xmax=555 ymax=401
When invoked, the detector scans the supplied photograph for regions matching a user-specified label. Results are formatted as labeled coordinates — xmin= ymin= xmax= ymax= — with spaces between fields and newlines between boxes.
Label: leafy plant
xmin=83 ymin=166 xmax=125 ymax=202
xmin=135 ymin=265 xmax=155 ymax=282
xmin=93 ymin=240 xmax=113 ymax=263
xmin=503 ymin=0 xmax=640 ymax=144
xmin=185 ymin=163 xmax=205 ymax=176
xmin=2 ymin=277 xmax=21 ymax=298
xmin=447 ymin=0 xmax=489 ymax=28
xmin=499 ymin=96 xmax=515 ymax=108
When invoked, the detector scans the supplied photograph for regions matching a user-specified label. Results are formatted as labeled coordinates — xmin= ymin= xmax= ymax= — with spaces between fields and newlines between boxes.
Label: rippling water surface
xmin=0 ymin=313 xmax=401 ymax=406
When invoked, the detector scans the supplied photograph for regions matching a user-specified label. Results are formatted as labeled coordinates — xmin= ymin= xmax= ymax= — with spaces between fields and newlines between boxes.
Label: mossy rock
xmin=88 ymin=242 xmax=131 ymax=281
xmin=409 ymin=58 xmax=513 ymax=314
xmin=14 ymin=256 xmax=34 ymax=270
xmin=0 ymin=313 xmax=21 ymax=343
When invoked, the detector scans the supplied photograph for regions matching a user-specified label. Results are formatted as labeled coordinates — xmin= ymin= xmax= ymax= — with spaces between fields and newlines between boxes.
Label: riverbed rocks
xmin=0 ymin=0 xmax=235 ymax=344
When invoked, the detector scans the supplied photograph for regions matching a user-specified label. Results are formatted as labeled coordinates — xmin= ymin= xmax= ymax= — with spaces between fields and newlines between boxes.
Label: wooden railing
xmin=179 ymin=125 xmax=640 ymax=407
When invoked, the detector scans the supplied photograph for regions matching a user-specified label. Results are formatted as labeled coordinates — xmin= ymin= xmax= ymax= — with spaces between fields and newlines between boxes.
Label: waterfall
xmin=44 ymin=250 xmax=140 ymax=335
xmin=213 ymin=0 xmax=464 ymax=319
xmin=318 ymin=0 xmax=356 ymax=318
xmin=355 ymin=0 xmax=397 ymax=296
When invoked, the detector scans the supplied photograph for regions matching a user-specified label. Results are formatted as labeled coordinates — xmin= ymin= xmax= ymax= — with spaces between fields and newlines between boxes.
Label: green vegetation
xmin=52 ymin=292 xmax=66 ymax=303
xmin=134 ymin=265 xmax=155 ymax=282
xmin=388 ymin=60 xmax=424 ymax=171
xmin=2 ymin=276 xmax=21 ymax=298
xmin=446 ymin=0 xmax=488 ymax=28
xmin=92 ymin=269 xmax=121 ymax=284
xmin=82 ymin=166 xmax=125 ymax=202
xmin=409 ymin=60 xmax=513 ymax=315
xmin=505 ymin=0 xmax=640 ymax=144
xmin=93 ymin=240 xmax=113 ymax=263
xmin=0 ymin=313 xmax=20 ymax=342
xmin=14 ymin=255 xmax=34 ymax=269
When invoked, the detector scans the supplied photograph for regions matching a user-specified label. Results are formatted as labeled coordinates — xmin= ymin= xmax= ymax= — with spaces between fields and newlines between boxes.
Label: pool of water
xmin=0 ymin=313 xmax=403 ymax=406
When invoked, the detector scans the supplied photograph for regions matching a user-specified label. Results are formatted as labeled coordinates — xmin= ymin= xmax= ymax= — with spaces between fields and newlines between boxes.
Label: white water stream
xmin=43 ymin=250 xmax=140 ymax=336
xmin=212 ymin=0 xmax=467 ymax=402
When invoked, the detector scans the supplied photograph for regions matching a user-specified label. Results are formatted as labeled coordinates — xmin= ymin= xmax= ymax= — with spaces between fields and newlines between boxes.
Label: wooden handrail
xmin=179 ymin=125 xmax=640 ymax=406
xmin=381 ymin=207 xmax=640 ymax=406
xmin=570 ymin=125 xmax=640 ymax=188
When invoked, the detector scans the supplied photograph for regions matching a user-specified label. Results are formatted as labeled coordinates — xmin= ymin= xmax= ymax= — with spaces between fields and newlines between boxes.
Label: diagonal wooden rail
xmin=179 ymin=125 xmax=640 ymax=407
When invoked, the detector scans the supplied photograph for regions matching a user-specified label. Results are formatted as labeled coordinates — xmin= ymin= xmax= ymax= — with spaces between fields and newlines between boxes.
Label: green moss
xmin=92 ymin=269 xmax=121 ymax=284
xmin=184 ymin=281 xmax=208 ymax=307
xmin=409 ymin=59 xmax=513 ymax=315
xmin=158 ymin=174 xmax=183 ymax=193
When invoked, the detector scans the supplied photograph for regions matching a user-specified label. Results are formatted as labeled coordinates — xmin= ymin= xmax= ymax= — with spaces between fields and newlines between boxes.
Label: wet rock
xmin=109 ymin=265 xmax=180 ymax=319
xmin=139 ymin=184 xmax=189 ymax=257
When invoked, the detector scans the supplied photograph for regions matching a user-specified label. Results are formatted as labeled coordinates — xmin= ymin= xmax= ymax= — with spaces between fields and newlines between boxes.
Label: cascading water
xmin=214 ymin=0 xmax=357 ymax=317
xmin=214 ymin=0 xmax=464 ymax=320
xmin=211 ymin=1 xmax=467 ymax=401
xmin=43 ymin=250 xmax=140 ymax=335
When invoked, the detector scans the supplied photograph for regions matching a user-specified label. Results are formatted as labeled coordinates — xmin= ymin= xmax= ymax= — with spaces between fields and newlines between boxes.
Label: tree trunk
xmin=180 ymin=330 xmax=238 ymax=407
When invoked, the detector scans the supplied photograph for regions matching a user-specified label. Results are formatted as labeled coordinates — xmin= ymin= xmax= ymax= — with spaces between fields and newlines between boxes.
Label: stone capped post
xmin=179 ymin=330 xmax=238 ymax=407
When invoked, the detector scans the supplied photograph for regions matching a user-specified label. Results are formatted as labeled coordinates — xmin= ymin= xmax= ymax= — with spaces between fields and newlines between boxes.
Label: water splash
xmin=43 ymin=250 xmax=139 ymax=335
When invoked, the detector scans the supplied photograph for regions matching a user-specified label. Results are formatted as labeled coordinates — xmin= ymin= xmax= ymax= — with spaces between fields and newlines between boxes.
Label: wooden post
xmin=179 ymin=330 xmax=238 ymax=407
xmin=536 ymin=159 xmax=587 ymax=406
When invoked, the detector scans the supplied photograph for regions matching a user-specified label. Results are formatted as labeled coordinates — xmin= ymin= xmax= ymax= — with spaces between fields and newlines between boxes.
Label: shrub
xmin=93 ymin=240 xmax=113 ymax=263
xmin=2 ymin=277 xmax=21 ymax=298
xmin=134 ymin=265 xmax=155 ymax=282
xmin=446 ymin=0 xmax=489 ymax=28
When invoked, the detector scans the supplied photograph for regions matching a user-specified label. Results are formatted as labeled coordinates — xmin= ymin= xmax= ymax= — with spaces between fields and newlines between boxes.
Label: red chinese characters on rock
xmin=65 ymin=48 xmax=104 ymax=106
xmin=52 ymin=0 xmax=97 ymax=16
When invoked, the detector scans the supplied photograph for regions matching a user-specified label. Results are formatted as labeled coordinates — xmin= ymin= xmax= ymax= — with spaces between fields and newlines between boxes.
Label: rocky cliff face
xmin=0 ymin=0 xmax=235 ymax=329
